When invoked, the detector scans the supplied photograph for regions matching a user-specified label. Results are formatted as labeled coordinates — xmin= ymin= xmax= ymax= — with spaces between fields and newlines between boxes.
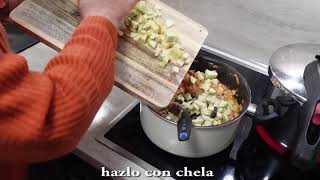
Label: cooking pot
xmin=140 ymin=56 xmax=257 ymax=158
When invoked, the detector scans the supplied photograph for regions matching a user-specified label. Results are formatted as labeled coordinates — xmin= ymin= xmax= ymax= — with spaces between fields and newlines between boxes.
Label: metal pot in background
xmin=140 ymin=56 xmax=255 ymax=158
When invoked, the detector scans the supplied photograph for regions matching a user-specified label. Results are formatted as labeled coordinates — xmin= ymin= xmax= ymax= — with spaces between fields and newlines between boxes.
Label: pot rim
xmin=145 ymin=104 xmax=247 ymax=128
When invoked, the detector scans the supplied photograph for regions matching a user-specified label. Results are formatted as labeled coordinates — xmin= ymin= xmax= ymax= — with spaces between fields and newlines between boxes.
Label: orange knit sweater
xmin=0 ymin=16 xmax=117 ymax=180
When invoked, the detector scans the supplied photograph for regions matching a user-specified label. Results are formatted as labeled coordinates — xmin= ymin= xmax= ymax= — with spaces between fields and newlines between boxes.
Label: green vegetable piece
xmin=138 ymin=34 xmax=148 ymax=43
xmin=201 ymin=109 xmax=212 ymax=116
xmin=220 ymin=101 xmax=229 ymax=108
xmin=169 ymin=47 xmax=184 ymax=60
xmin=172 ymin=66 xmax=180 ymax=74
xmin=176 ymin=94 xmax=185 ymax=102
xmin=192 ymin=103 xmax=200 ymax=111
xmin=135 ymin=1 xmax=148 ymax=14
xmin=182 ymin=53 xmax=189 ymax=60
xmin=200 ymin=81 xmax=211 ymax=91
xmin=211 ymin=79 xmax=219 ymax=85
xmin=232 ymin=90 xmax=237 ymax=95
xmin=175 ymin=59 xmax=185 ymax=67
xmin=159 ymin=61 xmax=168 ymax=68
xmin=184 ymin=93 xmax=192 ymax=101
xmin=147 ymin=39 xmax=157 ymax=49
xmin=165 ymin=31 xmax=178 ymax=42
xmin=205 ymin=70 xmax=218 ymax=79
xmin=196 ymin=71 xmax=205 ymax=80
xmin=190 ymin=76 xmax=197 ymax=84
xmin=209 ymin=88 xmax=216 ymax=94
xmin=131 ymin=20 xmax=140 ymax=30
xmin=182 ymin=102 xmax=193 ymax=110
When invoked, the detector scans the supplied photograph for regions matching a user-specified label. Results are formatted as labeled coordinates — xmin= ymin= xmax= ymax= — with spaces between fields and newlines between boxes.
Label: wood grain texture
xmin=10 ymin=0 xmax=208 ymax=108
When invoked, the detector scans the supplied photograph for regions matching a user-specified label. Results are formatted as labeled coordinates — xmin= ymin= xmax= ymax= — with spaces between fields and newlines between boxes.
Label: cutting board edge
xmin=114 ymin=80 xmax=173 ymax=108
xmin=10 ymin=10 xmax=63 ymax=51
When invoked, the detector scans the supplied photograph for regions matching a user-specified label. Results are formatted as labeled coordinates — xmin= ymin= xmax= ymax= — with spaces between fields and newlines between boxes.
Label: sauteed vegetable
xmin=161 ymin=69 xmax=242 ymax=126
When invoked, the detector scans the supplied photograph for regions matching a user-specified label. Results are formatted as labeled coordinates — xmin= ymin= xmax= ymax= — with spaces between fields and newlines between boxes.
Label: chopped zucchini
xmin=131 ymin=20 xmax=140 ymax=30
xmin=135 ymin=1 xmax=148 ymax=14
xmin=175 ymin=59 xmax=185 ymax=67
xmin=172 ymin=66 xmax=180 ymax=73
xmin=165 ymin=31 xmax=178 ymax=42
xmin=182 ymin=53 xmax=189 ymax=60
xmin=190 ymin=76 xmax=197 ymax=84
xmin=215 ymin=120 xmax=222 ymax=125
xmin=200 ymin=81 xmax=211 ymax=91
xmin=182 ymin=102 xmax=193 ymax=110
xmin=224 ymin=109 xmax=232 ymax=116
xmin=205 ymin=70 xmax=218 ymax=79
xmin=191 ymin=103 xmax=200 ymax=111
xmin=209 ymin=88 xmax=216 ymax=94
xmin=220 ymin=101 xmax=229 ymax=108
xmin=203 ymin=121 xmax=212 ymax=126
xmin=184 ymin=93 xmax=192 ymax=101
xmin=176 ymin=94 xmax=185 ymax=102
xmin=201 ymin=109 xmax=212 ymax=116
xmin=169 ymin=47 xmax=184 ymax=60
xmin=196 ymin=71 xmax=205 ymax=80
xmin=211 ymin=79 xmax=219 ymax=85
xmin=147 ymin=39 xmax=157 ymax=49
xmin=159 ymin=55 xmax=170 ymax=67
xmin=154 ymin=48 xmax=162 ymax=57
xmin=232 ymin=90 xmax=237 ymax=95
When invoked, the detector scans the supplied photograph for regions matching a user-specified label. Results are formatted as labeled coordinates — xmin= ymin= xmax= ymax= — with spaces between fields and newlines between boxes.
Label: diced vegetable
xmin=205 ymin=70 xmax=218 ymax=79
xmin=203 ymin=120 xmax=213 ymax=127
xmin=209 ymin=88 xmax=216 ymax=94
xmin=147 ymin=39 xmax=157 ymax=49
xmin=201 ymin=109 xmax=212 ymax=116
xmin=200 ymin=81 xmax=211 ymax=91
xmin=184 ymin=93 xmax=192 ymax=101
xmin=176 ymin=94 xmax=185 ymax=102
xmin=165 ymin=31 xmax=178 ymax=42
xmin=190 ymin=76 xmax=197 ymax=84
xmin=196 ymin=71 xmax=205 ymax=80
xmin=172 ymin=66 xmax=180 ymax=73
xmin=175 ymin=59 xmax=185 ymax=67
xmin=121 ymin=1 xmax=191 ymax=72
xmin=192 ymin=103 xmax=200 ymax=111
xmin=220 ymin=101 xmax=229 ymax=108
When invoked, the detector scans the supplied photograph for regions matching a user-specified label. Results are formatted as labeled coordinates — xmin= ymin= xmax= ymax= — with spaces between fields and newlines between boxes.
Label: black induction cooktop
xmin=102 ymin=51 xmax=320 ymax=180
xmin=101 ymin=51 xmax=273 ymax=179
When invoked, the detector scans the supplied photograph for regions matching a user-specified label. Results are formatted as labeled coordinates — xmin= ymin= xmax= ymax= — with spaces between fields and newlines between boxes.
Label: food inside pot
xmin=160 ymin=69 xmax=242 ymax=126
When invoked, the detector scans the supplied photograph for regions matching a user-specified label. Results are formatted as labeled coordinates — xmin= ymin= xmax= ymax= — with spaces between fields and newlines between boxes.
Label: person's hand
xmin=79 ymin=0 xmax=139 ymax=29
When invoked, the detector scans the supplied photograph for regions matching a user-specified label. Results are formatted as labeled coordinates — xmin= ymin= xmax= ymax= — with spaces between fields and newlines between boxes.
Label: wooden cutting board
xmin=10 ymin=0 xmax=208 ymax=108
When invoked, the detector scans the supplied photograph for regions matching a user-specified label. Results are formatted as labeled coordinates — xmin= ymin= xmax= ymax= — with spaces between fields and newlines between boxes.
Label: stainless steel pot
xmin=140 ymin=56 xmax=255 ymax=158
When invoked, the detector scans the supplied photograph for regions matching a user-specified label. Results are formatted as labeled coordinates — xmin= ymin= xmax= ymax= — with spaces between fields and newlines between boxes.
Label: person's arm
xmin=0 ymin=16 xmax=116 ymax=163
xmin=0 ymin=0 xmax=138 ymax=163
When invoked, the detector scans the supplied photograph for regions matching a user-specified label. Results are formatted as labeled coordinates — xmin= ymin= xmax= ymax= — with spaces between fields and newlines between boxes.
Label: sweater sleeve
xmin=0 ymin=16 xmax=117 ymax=163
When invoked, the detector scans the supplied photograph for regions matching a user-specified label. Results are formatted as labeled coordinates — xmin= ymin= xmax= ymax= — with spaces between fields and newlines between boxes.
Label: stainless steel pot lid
xmin=269 ymin=43 xmax=320 ymax=103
